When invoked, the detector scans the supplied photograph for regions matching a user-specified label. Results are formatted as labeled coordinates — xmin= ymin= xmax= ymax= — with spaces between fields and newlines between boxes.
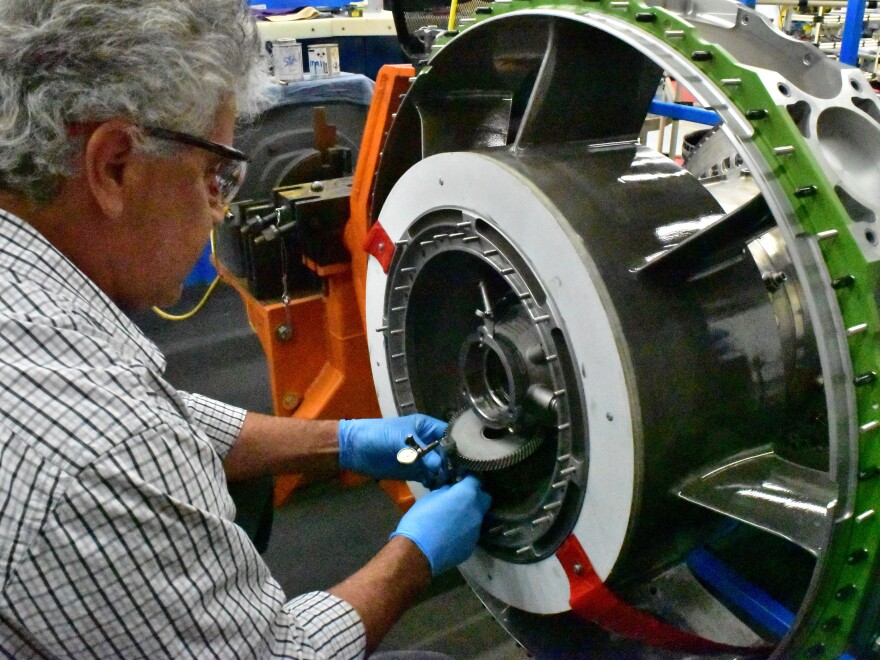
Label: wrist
xmin=386 ymin=535 xmax=432 ymax=588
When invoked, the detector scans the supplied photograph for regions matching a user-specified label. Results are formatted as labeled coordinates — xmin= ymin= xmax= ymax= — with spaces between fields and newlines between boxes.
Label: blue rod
xmin=741 ymin=0 xmax=756 ymax=9
xmin=686 ymin=548 xmax=794 ymax=639
xmin=840 ymin=0 xmax=867 ymax=65
xmin=649 ymin=100 xmax=721 ymax=125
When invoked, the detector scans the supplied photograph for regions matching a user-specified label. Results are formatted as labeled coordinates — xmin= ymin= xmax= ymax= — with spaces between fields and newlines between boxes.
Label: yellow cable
xmin=152 ymin=275 xmax=221 ymax=321
xmin=151 ymin=229 xmax=221 ymax=321
xmin=447 ymin=0 xmax=459 ymax=31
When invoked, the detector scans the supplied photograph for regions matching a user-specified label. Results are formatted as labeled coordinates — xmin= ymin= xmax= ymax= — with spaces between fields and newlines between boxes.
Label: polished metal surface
xmin=445 ymin=408 xmax=546 ymax=472
xmin=678 ymin=448 xmax=837 ymax=556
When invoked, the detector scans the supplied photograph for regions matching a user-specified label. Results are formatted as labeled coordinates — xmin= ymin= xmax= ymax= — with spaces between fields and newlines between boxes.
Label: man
xmin=0 ymin=1 xmax=490 ymax=657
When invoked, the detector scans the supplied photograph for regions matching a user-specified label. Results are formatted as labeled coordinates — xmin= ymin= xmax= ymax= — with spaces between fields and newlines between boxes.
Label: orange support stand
xmin=218 ymin=64 xmax=417 ymax=509
xmin=217 ymin=262 xmax=380 ymax=506
xmin=345 ymin=65 xmax=416 ymax=330
xmin=345 ymin=64 xmax=418 ymax=511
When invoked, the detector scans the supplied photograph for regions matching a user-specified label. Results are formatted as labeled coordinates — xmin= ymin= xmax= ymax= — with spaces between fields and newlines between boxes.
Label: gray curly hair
xmin=0 ymin=0 xmax=271 ymax=202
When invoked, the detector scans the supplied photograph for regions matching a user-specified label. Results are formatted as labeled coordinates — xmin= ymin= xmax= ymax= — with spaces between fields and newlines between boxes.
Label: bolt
xmin=282 ymin=392 xmax=301 ymax=411
xmin=821 ymin=616 xmax=842 ymax=632
xmin=310 ymin=181 xmax=324 ymax=192
xmin=832 ymin=274 xmax=856 ymax=290
xmin=762 ymin=270 xmax=787 ymax=292
xmin=835 ymin=583 xmax=857 ymax=601
xmin=804 ymin=643 xmax=825 ymax=658
xmin=847 ymin=548 xmax=870 ymax=565
xmin=276 ymin=324 xmax=293 ymax=341
xmin=573 ymin=563 xmax=583 ymax=575
xmin=525 ymin=344 xmax=546 ymax=365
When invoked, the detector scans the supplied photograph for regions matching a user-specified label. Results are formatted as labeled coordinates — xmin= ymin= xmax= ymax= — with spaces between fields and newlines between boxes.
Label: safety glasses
xmin=142 ymin=126 xmax=250 ymax=205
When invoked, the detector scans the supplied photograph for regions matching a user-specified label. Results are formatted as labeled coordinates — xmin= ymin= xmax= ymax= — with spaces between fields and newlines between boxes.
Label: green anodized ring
xmin=425 ymin=0 xmax=880 ymax=656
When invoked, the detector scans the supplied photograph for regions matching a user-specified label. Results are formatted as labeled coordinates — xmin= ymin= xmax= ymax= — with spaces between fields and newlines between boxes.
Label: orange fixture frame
xmin=218 ymin=65 xmax=417 ymax=508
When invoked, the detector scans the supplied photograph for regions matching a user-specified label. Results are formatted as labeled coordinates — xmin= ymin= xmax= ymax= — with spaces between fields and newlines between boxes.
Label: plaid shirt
xmin=0 ymin=210 xmax=365 ymax=658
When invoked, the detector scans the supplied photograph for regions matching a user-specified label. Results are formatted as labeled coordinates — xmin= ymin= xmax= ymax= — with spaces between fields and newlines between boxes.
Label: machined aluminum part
xmin=366 ymin=0 xmax=880 ymax=655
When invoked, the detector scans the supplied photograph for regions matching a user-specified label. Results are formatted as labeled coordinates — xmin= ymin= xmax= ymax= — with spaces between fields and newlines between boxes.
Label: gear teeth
xmin=445 ymin=407 xmax=546 ymax=472
xmin=457 ymin=434 xmax=544 ymax=471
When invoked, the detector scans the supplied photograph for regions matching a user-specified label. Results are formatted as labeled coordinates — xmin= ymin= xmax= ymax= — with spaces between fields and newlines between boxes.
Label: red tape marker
xmin=556 ymin=535 xmax=771 ymax=657
xmin=363 ymin=221 xmax=395 ymax=273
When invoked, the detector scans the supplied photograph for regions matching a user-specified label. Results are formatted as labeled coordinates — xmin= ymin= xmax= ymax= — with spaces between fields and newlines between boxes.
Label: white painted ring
xmin=366 ymin=152 xmax=637 ymax=614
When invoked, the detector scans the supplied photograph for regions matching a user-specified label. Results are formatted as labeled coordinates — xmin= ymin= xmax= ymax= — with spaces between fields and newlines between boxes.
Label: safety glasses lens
xmin=215 ymin=159 xmax=247 ymax=205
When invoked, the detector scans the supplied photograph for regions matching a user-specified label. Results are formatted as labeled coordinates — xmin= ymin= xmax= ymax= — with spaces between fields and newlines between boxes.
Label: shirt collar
xmin=0 ymin=208 xmax=167 ymax=374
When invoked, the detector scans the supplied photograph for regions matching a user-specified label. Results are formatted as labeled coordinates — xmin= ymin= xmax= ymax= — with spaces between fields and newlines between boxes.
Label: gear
xmin=445 ymin=407 xmax=544 ymax=472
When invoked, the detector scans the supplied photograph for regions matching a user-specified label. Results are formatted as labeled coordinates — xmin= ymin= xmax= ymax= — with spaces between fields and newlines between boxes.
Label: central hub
xmin=460 ymin=300 xmax=556 ymax=430
xmin=380 ymin=209 xmax=588 ymax=563
xmin=461 ymin=327 xmax=523 ymax=429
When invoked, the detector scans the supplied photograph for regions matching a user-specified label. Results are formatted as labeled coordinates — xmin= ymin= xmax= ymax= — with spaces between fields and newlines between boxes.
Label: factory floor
xmin=133 ymin=282 xmax=529 ymax=659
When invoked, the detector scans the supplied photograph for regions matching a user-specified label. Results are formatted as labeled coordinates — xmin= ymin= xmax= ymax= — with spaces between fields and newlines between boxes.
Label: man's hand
xmin=391 ymin=475 xmax=491 ymax=575
xmin=338 ymin=414 xmax=449 ymax=486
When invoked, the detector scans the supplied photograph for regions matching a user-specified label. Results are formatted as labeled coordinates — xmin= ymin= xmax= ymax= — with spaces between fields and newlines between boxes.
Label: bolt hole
xmin=439 ymin=178 xmax=444 ymax=186
xmin=649 ymin=586 xmax=659 ymax=596
xmin=777 ymin=82 xmax=791 ymax=97
xmin=851 ymin=78 xmax=863 ymax=92
xmin=741 ymin=14 xmax=749 ymax=25
xmin=866 ymin=229 xmax=877 ymax=245
xmin=482 ymin=425 xmax=506 ymax=440
xmin=803 ymin=53 xmax=813 ymax=66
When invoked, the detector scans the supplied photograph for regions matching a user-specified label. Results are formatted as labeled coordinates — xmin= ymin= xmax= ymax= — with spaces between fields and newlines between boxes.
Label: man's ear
xmin=83 ymin=120 xmax=138 ymax=220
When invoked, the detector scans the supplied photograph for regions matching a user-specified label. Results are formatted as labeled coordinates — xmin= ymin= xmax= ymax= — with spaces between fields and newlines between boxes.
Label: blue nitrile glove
xmin=391 ymin=475 xmax=492 ymax=575
xmin=337 ymin=414 xmax=449 ymax=487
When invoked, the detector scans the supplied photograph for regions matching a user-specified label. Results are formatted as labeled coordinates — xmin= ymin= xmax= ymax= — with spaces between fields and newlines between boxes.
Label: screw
xmin=573 ymin=563 xmax=583 ymax=575
xmin=276 ymin=324 xmax=293 ymax=341
xmin=310 ymin=181 xmax=324 ymax=192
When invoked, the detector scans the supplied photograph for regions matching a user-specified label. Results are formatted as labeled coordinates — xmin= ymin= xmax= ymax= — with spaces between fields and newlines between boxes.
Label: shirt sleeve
xmin=1 ymin=425 xmax=366 ymax=659
xmin=177 ymin=391 xmax=247 ymax=459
